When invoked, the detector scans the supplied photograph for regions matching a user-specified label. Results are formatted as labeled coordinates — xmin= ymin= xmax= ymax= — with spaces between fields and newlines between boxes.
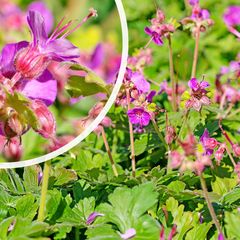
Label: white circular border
xmin=0 ymin=0 xmax=128 ymax=169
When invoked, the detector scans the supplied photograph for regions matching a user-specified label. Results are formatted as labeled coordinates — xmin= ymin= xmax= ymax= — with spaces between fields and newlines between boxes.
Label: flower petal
xmin=90 ymin=44 xmax=104 ymax=69
xmin=86 ymin=212 xmax=104 ymax=225
xmin=188 ymin=78 xmax=199 ymax=91
xmin=45 ymin=38 xmax=80 ymax=61
xmin=19 ymin=70 xmax=57 ymax=106
xmin=27 ymin=10 xmax=47 ymax=46
xmin=145 ymin=27 xmax=153 ymax=35
xmin=120 ymin=228 xmax=136 ymax=240
xmin=0 ymin=41 xmax=28 ymax=78
xmin=131 ymin=72 xmax=150 ymax=93
xmin=153 ymin=35 xmax=163 ymax=46
xmin=28 ymin=1 xmax=54 ymax=34
xmin=200 ymin=81 xmax=210 ymax=89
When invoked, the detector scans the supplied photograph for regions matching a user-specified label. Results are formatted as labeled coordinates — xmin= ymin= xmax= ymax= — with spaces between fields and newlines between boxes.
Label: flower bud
xmin=204 ymin=138 xmax=218 ymax=149
xmin=165 ymin=126 xmax=176 ymax=145
xmin=215 ymin=144 xmax=225 ymax=165
xmin=4 ymin=112 xmax=27 ymax=138
xmin=156 ymin=9 xmax=165 ymax=23
xmin=3 ymin=137 xmax=22 ymax=161
xmin=30 ymin=100 xmax=56 ymax=139
xmin=170 ymin=151 xmax=183 ymax=169
xmin=89 ymin=102 xmax=104 ymax=118
xmin=15 ymin=46 xmax=50 ymax=79
xmin=233 ymin=144 xmax=240 ymax=157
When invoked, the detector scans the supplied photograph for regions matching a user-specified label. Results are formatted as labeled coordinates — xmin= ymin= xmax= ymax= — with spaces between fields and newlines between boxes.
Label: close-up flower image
xmin=0 ymin=0 xmax=240 ymax=239
xmin=0 ymin=0 xmax=122 ymax=162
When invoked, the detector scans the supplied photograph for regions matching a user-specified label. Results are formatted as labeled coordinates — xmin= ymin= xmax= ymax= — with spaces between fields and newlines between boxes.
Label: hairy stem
xmin=200 ymin=174 xmax=223 ymax=236
xmin=37 ymin=160 xmax=51 ymax=221
xmin=101 ymin=127 xmax=119 ymax=177
xmin=168 ymin=36 xmax=177 ymax=112
xmin=126 ymin=88 xmax=136 ymax=177
xmin=191 ymin=26 xmax=200 ymax=78
xmin=225 ymin=144 xmax=236 ymax=167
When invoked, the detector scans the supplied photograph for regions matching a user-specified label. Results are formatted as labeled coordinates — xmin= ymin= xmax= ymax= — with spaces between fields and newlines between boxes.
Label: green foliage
xmin=66 ymin=64 xmax=109 ymax=98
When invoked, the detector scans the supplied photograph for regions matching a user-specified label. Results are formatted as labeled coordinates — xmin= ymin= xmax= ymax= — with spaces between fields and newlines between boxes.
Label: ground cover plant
xmin=0 ymin=0 xmax=240 ymax=239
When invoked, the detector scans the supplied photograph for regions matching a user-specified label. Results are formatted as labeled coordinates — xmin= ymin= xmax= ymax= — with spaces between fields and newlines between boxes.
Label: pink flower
xmin=185 ymin=78 xmax=211 ymax=111
xmin=200 ymin=129 xmax=218 ymax=155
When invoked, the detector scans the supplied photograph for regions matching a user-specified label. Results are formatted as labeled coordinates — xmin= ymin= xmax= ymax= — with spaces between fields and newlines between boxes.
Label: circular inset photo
xmin=0 ymin=0 xmax=128 ymax=166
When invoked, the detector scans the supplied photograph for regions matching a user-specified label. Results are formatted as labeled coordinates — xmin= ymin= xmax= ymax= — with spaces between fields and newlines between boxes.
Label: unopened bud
xmin=30 ymin=100 xmax=56 ymax=139
xmin=233 ymin=144 xmax=240 ymax=157
xmin=3 ymin=137 xmax=22 ymax=161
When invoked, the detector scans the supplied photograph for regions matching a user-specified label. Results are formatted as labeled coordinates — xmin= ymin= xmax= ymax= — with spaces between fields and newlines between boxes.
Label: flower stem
xmin=126 ymin=88 xmax=136 ymax=177
xmin=225 ymin=144 xmax=236 ymax=167
xmin=101 ymin=127 xmax=119 ymax=177
xmin=200 ymin=174 xmax=224 ymax=236
xmin=151 ymin=117 xmax=166 ymax=145
xmin=167 ymin=36 xmax=177 ymax=112
xmin=37 ymin=160 xmax=51 ymax=221
xmin=191 ymin=26 xmax=200 ymax=78
xmin=177 ymin=110 xmax=189 ymax=140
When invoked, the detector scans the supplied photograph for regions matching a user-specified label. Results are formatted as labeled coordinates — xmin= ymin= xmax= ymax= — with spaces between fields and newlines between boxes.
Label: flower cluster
xmin=181 ymin=78 xmax=211 ymax=111
xmin=145 ymin=9 xmax=175 ymax=46
xmin=182 ymin=0 xmax=213 ymax=34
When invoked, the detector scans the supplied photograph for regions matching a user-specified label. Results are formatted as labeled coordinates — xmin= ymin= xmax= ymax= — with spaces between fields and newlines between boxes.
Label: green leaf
xmin=15 ymin=194 xmax=38 ymax=220
xmin=185 ymin=222 xmax=212 ymax=240
xmin=5 ymin=91 xmax=38 ymax=129
xmin=52 ymin=168 xmax=78 ymax=186
xmin=211 ymin=176 xmax=237 ymax=196
xmin=97 ymin=182 xmax=159 ymax=238
xmin=66 ymin=64 xmax=109 ymax=97
xmin=86 ymin=224 xmax=121 ymax=240
xmin=221 ymin=187 xmax=240 ymax=205
xmin=23 ymin=166 xmax=41 ymax=193
xmin=134 ymin=136 xmax=148 ymax=156
xmin=8 ymin=218 xmax=49 ymax=238
xmin=225 ymin=212 xmax=240 ymax=239
xmin=167 ymin=181 xmax=186 ymax=193
xmin=0 ymin=216 xmax=15 ymax=239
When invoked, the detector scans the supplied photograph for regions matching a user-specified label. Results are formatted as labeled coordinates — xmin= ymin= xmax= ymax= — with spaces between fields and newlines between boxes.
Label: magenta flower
xmin=0 ymin=42 xmax=57 ymax=106
xmin=185 ymin=78 xmax=211 ymax=111
xmin=127 ymin=107 xmax=151 ymax=127
xmin=189 ymin=0 xmax=199 ymax=6
xmin=145 ymin=27 xmax=163 ymax=46
xmin=223 ymin=6 xmax=240 ymax=38
xmin=131 ymin=72 xmax=150 ymax=93
xmin=13 ymin=8 xmax=96 ymax=80
xmin=223 ymin=6 xmax=240 ymax=27
xmin=200 ymin=129 xmax=218 ymax=155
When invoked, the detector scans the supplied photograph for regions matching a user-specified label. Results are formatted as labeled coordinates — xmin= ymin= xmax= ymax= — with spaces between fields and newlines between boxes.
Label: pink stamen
xmin=49 ymin=20 xmax=73 ymax=41
xmin=48 ymin=16 xmax=66 ymax=41
xmin=60 ymin=8 xmax=97 ymax=39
